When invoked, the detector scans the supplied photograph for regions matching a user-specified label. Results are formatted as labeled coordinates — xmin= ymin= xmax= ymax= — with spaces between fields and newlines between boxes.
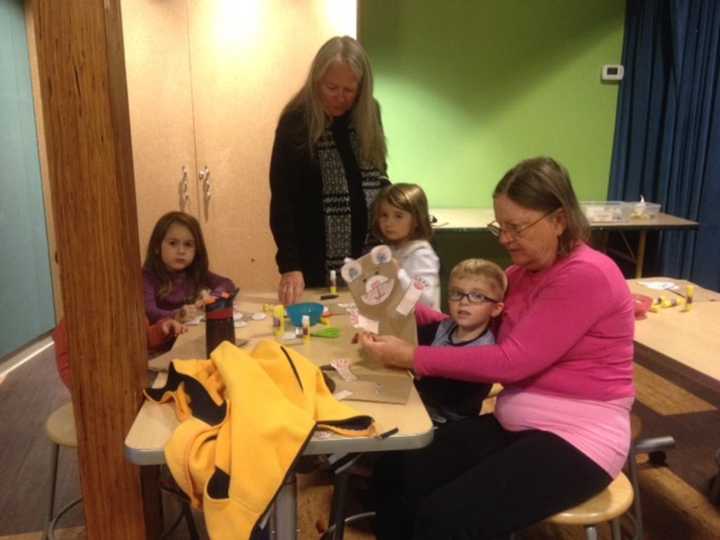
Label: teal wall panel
xmin=0 ymin=0 xmax=55 ymax=358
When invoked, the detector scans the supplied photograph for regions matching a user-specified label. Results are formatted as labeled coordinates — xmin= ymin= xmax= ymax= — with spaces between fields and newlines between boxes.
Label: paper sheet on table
xmin=324 ymin=369 xmax=413 ymax=404
xmin=638 ymin=281 xmax=680 ymax=291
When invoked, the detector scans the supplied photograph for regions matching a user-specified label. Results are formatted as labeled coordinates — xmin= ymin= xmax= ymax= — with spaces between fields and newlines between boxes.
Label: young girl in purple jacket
xmin=143 ymin=211 xmax=235 ymax=323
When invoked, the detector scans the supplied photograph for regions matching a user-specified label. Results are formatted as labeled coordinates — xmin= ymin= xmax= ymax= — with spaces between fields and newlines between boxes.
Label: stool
xmin=43 ymin=402 xmax=83 ymax=540
xmin=544 ymin=472 xmax=634 ymax=540
xmin=628 ymin=413 xmax=676 ymax=538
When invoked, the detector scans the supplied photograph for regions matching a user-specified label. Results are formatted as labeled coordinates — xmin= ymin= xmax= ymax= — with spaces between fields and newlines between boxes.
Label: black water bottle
xmin=205 ymin=290 xmax=238 ymax=357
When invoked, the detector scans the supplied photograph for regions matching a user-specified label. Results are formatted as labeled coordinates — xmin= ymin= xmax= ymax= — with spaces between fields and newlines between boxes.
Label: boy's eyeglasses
xmin=486 ymin=210 xmax=557 ymax=239
xmin=447 ymin=290 xmax=500 ymax=304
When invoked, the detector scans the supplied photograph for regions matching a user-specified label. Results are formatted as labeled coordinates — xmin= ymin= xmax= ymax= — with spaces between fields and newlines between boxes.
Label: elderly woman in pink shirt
xmin=360 ymin=156 xmax=635 ymax=540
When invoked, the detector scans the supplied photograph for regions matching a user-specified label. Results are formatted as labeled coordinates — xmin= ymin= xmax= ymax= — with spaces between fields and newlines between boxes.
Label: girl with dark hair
xmin=143 ymin=211 xmax=235 ymax=323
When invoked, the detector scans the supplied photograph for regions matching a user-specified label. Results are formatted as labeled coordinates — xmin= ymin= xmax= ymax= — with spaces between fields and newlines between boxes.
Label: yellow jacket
xmin=145 ymin=339 xmax=375 ymax=540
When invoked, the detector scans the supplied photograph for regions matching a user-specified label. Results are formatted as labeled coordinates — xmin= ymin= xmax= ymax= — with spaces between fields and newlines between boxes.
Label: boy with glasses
xmin=416 ymin=258 xmax=507 ymax=423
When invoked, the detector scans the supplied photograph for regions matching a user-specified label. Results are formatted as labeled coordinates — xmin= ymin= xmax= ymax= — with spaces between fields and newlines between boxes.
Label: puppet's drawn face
xmin=341 ymin=245 xmax=396 ymax=306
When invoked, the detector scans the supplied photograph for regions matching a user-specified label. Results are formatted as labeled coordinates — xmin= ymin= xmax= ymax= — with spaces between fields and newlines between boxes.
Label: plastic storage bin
xmin=581 ymin=201 xmax=630 ymax=223
xmin=626 ymin=201 xmax=661 ymax=220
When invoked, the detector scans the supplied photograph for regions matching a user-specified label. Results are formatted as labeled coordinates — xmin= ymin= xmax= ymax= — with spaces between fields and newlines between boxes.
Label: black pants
xmin=373 ymin=414 xmax=612 ymax=540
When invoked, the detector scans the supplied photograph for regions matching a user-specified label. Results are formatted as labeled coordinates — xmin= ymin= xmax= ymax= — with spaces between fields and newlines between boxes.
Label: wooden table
xmin=432 ymin=208 xmax=698 ymax=278
xmin=125 ymin=289 xmax=433 ymax=539
xmin=628 ymin=278 xmax=720 ymax=382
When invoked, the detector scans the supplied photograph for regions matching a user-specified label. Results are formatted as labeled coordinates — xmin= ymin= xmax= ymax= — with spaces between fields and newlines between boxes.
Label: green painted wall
xmin=359 ymin=0 xmax=626 ymax=207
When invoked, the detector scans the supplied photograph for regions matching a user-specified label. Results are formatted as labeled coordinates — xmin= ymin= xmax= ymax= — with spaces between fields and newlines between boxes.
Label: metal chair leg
xmin=181 ymin=500 xmax=200 ymax=540
xmin=611 ymin=517 xmax=622 ymax=540
xmin=628 ymin=435 xmax=675 ymax=540
xmin=584 ymin=524 xmax=599 ymax=540
xmin=42 ymin=442 xmax=60 ymax=540
xmin=329 ymin=468 xmax=351 ymax=540
xmin=48 ymin=498 xmax=82 ymax=540
xmin=628 ymin=451 xmax=643 ymax=540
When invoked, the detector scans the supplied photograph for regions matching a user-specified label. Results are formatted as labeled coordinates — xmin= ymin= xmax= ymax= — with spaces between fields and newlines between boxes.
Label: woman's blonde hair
xmin=283 ymin=36 xmax=387 ymax=171
xmin=493 ymin=157 xmax=590 ymax=257
xmin=450 ymin=259 xmax=508 ymax=300
xmin=372 ymin=183 xmax=433 ymax=242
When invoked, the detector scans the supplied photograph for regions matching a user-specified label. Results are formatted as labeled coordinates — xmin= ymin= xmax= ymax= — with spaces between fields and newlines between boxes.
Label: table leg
xmin=271 ymin=474 xmax=298 ymax=540
xmin=140 ymin=465 xmax=163 ymax=540
xmin=636 ymin=231 xmax=647 ymax=278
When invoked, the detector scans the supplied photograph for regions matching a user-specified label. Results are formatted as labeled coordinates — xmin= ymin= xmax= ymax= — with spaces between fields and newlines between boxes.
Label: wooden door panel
xmin=188 ymin=0 xmax=356 ymax=290
xmin=122 ymin=0 xmax=198 ymax=259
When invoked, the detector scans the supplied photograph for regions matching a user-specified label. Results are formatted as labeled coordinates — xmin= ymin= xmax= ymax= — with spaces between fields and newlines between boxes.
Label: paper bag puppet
xmin=340 ymin=245 xmax=423 ymax=345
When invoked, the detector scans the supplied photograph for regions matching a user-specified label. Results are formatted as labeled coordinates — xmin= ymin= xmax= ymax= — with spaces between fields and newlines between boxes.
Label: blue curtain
xmin=609 ymin=0 xmax=720 ymax=290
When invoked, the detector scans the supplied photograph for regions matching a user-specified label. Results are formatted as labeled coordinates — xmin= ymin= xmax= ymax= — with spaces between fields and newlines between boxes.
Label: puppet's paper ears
xmin=340 ymin=245 xmax=393 ymax=283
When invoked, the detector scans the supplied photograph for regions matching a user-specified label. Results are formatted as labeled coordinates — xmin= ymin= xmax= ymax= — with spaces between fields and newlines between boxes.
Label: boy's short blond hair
xmin=449 ymin=259 xmax=508 ymax=300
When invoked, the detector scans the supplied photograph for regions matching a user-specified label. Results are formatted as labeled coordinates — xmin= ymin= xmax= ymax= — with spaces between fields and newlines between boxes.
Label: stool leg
xmin=611 ymin=517 xmax=622 ymax=540
xmin=42 ymin=442 xmax=60 ymax=540
xmin=181 ymin=500 xmax=199 ymax=540
xmin=628 ymin=452 xmax=644 ymax=540
xmin=270 ymin=475 xmax=298 ymax=540
xmin=329 ymin=469 xmax=351 ymax=540
xmin=584 ymin=524 xmax=599 ymax=540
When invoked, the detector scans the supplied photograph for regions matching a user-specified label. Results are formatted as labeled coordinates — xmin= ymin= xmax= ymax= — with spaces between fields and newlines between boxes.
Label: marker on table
xmin=682 ymin=284 xmax=694 ymax=312
xmin=302 ymin=314 xmax=310 ymax=343
xmin=329 ymin=269 xmax=337 ymax=295
xmin=377 ymin=427 xmax=399 ymax=439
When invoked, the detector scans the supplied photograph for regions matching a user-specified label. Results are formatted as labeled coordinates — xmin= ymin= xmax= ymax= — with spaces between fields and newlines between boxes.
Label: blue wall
xmin=0 ymin=0 xmax=55 ymax=358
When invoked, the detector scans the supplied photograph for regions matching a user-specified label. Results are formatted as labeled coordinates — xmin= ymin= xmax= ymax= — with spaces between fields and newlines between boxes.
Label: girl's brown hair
xmin=372 ymin=183 xmax=433 ymax=243
xmin=493 ymin=157 xmax=590 ymax=256
xmin=143 ymin=211 xmax=210 ymax=299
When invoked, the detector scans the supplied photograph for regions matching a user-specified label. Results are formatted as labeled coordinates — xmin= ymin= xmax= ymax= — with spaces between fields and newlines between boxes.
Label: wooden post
xmin=31 ymin=1 xmax=159 ymax=538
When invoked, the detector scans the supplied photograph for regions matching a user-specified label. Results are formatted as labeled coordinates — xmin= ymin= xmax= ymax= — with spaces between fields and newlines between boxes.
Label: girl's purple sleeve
xmin=143 ymin=270 xmax=178 ymax=323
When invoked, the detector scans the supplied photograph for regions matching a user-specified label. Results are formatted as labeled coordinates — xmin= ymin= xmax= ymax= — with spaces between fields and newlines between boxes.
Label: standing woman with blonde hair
xmin=270 ymin=36 xmax=390 ymax=305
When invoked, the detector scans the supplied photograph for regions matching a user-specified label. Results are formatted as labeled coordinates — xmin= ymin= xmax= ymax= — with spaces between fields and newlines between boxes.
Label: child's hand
xmin=196 ymin=288 xmax=213 ymax=307
xmin=160 ymin=319 xmax=187 ymax=337
xmin=178 ymin=303 xmax=202 ymax=322
xmin=358 ymin=332 xmax=416 ymax=370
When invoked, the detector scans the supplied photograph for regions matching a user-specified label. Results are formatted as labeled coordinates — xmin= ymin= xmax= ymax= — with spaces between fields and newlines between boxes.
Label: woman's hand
xmin=279 ymin=271 xmax=305 ymax=306
xmin=358 ymin=332 xmax=417 ymax=370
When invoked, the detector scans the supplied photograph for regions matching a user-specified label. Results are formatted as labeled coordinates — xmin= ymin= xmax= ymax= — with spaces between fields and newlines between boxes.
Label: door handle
xmin=199 ymin=166 xmax=212 ymax=220
xmin=199 ymin=166 xmax=212 ymax=202
xmin=179 ymin=165 xmax=190 ymax=211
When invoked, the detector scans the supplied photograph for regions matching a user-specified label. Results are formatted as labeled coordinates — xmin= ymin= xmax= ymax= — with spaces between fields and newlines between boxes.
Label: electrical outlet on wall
xmin=602 ymin=64 xmax=624 ymax=81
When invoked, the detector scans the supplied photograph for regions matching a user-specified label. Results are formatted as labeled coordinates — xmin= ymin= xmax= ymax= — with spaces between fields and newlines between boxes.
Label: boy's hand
xmin=160 ymin=319 xmax=187 ymax=337
xmin=358 ymin=332 xmax=416 ymax=370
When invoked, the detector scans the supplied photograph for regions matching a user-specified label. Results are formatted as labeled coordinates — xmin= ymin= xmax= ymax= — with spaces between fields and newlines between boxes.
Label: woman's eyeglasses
xmin=447 ymin=290 xmax=499 ymax=304
xmin=486 ymin=210 xmax=557 ymax=239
